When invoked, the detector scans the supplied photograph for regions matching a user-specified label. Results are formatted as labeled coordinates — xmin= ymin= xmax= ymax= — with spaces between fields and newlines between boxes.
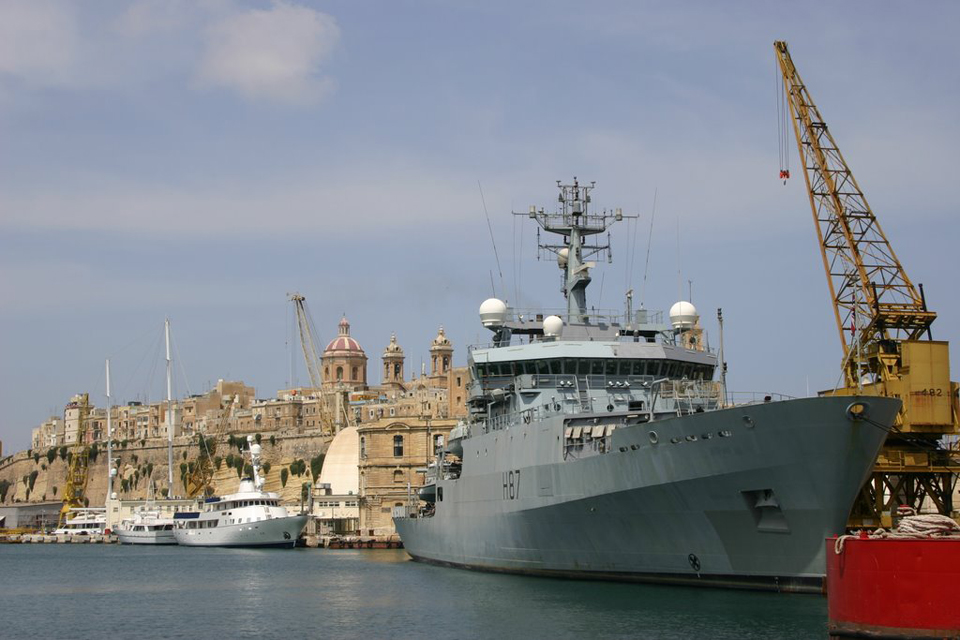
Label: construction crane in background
xmin=184 ymin=395 xmax=238 ymax=498
xmin=58 ymin=393 xmax=91 ymax=527
xmin=289 ymin=293 xmax=339 ymax=434
xmin=775 ymin=40 xmax=960 ymax=527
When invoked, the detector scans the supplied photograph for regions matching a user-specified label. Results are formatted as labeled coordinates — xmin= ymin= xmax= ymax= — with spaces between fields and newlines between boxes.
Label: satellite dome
xmin=558 ymin=247 xmax=569 ymax=268
xmin=479 ymin=298 xmax=508 ymax=328
xmin=543 ymin=315 xmax=563 ymax=337
xmin=669 ymin=301 xmax=698 ymax=330
xmin=250 ymin=443 xmax=261 ymax=456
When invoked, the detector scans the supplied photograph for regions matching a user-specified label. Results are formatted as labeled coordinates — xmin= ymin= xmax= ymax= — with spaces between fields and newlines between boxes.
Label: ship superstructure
xmin=394 ymin=179 xmax=901 ymax=592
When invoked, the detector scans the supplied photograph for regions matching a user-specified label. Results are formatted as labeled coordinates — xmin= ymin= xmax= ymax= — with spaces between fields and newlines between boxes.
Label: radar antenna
xmin=517 ymin=178 xmax=633 ymax=322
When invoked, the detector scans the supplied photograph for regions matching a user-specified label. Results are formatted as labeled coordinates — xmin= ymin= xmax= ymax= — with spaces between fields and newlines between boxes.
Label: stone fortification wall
xmin=0 ymin=430 xmax=331 ymax=507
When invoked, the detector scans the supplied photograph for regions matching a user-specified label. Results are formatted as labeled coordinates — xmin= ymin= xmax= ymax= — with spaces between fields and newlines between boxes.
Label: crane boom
xmin=774 ymin=41 xmax=937 ymax=388
xmin=184 ymin=396 xmax=237 ymax=498
xmin=289 ymin=292 xmax=337 ymax=433
xmin=290 ymin=293 xmax=324 ymax=390
xmin=775 ymin=40 xmax=959 ymax=527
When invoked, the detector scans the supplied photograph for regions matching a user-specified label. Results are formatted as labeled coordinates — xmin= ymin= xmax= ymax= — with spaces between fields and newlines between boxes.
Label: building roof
xmin=317 ymin=426 xmax=360 ymax=495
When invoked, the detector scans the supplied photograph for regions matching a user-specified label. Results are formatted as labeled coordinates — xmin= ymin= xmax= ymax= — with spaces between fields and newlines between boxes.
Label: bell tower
xmin=382 ymin=333 xmax=405 ymax=388
xmin=429 ymin=326 xmax=453 ymax=377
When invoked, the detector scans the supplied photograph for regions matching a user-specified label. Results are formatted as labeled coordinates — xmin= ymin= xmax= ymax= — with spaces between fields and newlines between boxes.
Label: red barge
xmin=827 ymin=523 xmax=960 ymax=639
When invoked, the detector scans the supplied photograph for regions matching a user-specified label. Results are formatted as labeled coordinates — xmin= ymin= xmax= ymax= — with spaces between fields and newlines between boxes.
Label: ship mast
xmin=522 ymin=178 xmax=625 ymax=323
xmin=165 ymin=318 xmax=174 ymax=495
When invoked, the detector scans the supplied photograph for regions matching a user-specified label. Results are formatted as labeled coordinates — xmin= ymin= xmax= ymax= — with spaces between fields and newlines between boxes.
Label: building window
xmin=352 ymin=367 xmax=358 ymax=380
xmin=456 ymin=376 xmax=461 ymax=386
xmin=393 ymin=469 xmax=404 ymax=483
xmin=393 ymin=434 xmax=403 ymax=457
xmin=360 ymin=436 xmax=366 ymax=459
xmin=434 ymin=434 xmax=444 ymax=455
xmin=336 ymin=366 xmax=343 ymax=381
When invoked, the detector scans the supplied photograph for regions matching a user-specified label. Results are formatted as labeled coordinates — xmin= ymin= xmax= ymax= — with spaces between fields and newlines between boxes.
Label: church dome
xmin=324 ymin=316 xmax=366 ymax=356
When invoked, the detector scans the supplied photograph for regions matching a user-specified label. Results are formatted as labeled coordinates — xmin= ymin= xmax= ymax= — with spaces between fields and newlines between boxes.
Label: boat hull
xmin=174 ymin=515 xmax=308 ymax=548
xmin=116 ymin=529 xmax=177 ymax=545
xmin=395 ymin=395 xmax=900 ymax=592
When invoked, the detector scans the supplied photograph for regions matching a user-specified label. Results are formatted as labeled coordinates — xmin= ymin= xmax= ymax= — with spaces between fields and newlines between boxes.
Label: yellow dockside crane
xmin=58 ymin=393 xmax=91 ymax=527
xmin=774 ymin=41 xmax=960 ymax=527
xmin=183 ymin=396 xmax=237 ymax=498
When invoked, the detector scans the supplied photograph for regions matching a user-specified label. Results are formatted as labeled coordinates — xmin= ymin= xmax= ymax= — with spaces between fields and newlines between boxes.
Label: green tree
xmin=33 ymin=452 xmax=40 ymax=464
xmin=46 ymin=449 xmax=56 ymax=464
xmin=88 ymin=443 xmax=99 ymax=463
xmin=0 ymin=479 xmax=11 ymax=502
xmin=280 ymin=468 xmax=289 ymax=488
xmin=261 ymin=461 xmax=271 ymax=476
xmin=28 ymin=470 xmax=39 ymax=491
xmin=310 ymin=454 xmax=326 ymax=480
xmin=255 ymin=433 xmax=262 ymax=445
xmin=58 ymin=446 xmax=68 ymax=461
xmin=214 ymin=456 xmax=223 ymax=470
xmin=269 ymin=435 xmax=277 ymax=447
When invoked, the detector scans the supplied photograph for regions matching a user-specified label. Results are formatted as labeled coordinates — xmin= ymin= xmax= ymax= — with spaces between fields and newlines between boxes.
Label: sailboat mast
xmin=106 ymin=359 xmax=113 ymax=498
xmin=165 ymin=318 xmax=174 ymax=494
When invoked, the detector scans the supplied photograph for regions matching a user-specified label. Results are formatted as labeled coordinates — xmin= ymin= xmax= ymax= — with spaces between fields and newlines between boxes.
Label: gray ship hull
xmin=395 ymin=395 xmax=899 ymax=592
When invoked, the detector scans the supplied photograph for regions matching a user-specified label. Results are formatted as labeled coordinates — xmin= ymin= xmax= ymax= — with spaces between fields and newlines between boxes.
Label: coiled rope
xmin=835 ymin=508 xmax=960 ymax=555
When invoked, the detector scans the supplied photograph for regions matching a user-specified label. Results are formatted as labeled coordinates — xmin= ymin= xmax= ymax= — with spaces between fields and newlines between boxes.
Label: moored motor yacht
xmin=173 ymin=436 xmax=308 ymax=548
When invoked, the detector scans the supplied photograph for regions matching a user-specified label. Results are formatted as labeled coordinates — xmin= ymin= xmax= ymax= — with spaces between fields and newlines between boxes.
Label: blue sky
xmin=1 ymin=0 xmax=958 ymax=452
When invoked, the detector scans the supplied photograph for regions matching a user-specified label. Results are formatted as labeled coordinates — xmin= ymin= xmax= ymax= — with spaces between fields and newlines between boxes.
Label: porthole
xmin=685 ymin=435 xmax=698 ymax=442
xmin=670 ymin=436 xmax=682 ymax=444
xmin=718 ymin=430 xmax=733 ymax=438
xmin=648 ymin=431 xmax=659 ymax=444
xmin=619 ymin=446 xmax=628 ymax=453
xmin=701 ymin=433 xmax=713 ymax=440
xmin=630 ymin=444 xmax=640 ymax=451
xmin=607 ymin=404 xmax=614 ymax=412
xmin=742 ymin=415 xmax=755 ymax=428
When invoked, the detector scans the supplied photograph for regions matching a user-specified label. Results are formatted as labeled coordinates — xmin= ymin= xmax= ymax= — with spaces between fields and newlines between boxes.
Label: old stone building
xmin=357 ymin=415 xmax=458 ymax=535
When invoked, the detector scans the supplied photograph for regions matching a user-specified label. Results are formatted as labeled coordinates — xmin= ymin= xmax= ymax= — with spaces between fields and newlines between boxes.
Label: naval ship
xmin=393 ymin=178 xmax=901 ymax=592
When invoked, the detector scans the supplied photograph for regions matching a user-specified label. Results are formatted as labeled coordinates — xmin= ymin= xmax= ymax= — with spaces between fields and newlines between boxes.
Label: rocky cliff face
xmin=0 ymin=430 xmax=331 ymax=506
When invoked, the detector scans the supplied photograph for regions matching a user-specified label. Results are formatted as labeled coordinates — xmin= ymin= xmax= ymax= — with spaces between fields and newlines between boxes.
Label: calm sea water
xmin=0 ymin=545 xmax=828 ymax=639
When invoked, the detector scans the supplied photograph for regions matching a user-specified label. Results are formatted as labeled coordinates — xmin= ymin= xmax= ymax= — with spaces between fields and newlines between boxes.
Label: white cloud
xmin=0 ymin=0 xmax=79 ymax=87
xmin=196 ymin=2 xmax=340 ymax=106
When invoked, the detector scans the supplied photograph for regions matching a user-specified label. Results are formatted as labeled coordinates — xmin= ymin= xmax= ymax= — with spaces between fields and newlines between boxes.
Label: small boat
xmin=173 ymin=436 xmax=308 ymax=548
xmin=53 ymin=508 xmax=106 ymax=536
xmin=115 ymin=506 xmax=177 ymax=545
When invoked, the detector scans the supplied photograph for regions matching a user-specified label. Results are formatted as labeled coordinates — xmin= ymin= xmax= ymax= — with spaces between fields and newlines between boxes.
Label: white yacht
xmin=53 ymin=508 xmax=106 ymax=536
xmin=115 ymin=507 xmax=177 ymax=545
xmin=173 ymin=436 xmax=308 ymax=548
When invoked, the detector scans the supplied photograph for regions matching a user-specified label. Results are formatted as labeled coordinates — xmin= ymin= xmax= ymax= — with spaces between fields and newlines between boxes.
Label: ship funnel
xmin=669 ymin=301 xmax=698 ymax=330
xmin=479 ymin=298 xmax=508 ymax=328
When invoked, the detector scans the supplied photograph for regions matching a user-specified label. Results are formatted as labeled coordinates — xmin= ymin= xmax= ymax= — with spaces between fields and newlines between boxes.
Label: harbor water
xmin=0 ymin=545 xmax=828 ymax=639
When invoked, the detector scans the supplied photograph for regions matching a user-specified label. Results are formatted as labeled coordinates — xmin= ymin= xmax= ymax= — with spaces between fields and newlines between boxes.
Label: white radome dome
xmin=542 ymin=315 xmax=563 ymax=337
xmin=479 ymin=298 xmax=508 ymax=328
xmin=558 ymin=247 xmax=569 ymax=268
xmin=669 ymin=301 xmax=698 ymax=330
xmin=250 ymin=443 xmax=262 ymax=456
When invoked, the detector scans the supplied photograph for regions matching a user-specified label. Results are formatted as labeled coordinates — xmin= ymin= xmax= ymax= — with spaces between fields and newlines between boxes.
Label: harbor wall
xmin=0 ymin=429 xmax=331 ymax=508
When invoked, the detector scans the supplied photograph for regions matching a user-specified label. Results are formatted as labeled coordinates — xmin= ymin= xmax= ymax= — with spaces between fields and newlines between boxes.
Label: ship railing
xmin=724 ymin=391 xmax=797 ymax=406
